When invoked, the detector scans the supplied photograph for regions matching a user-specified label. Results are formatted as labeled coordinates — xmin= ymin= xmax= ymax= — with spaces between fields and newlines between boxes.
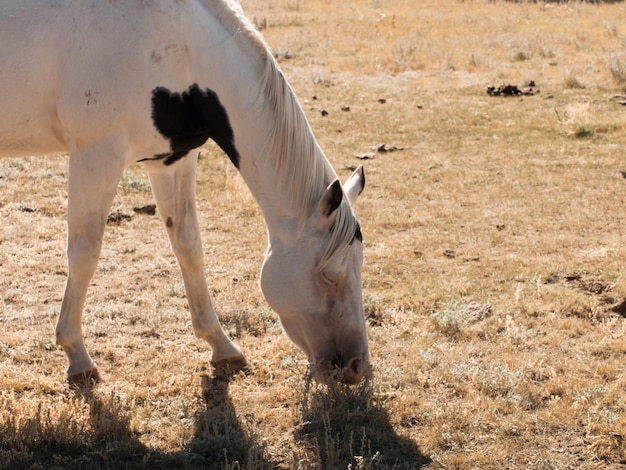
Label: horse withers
xmin=0 ymin=0 xmax=370 ymax=385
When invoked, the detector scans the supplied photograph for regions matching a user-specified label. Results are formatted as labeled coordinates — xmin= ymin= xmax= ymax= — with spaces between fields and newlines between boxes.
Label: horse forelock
xmin=316 ymin=202 xmax=361 ymax=272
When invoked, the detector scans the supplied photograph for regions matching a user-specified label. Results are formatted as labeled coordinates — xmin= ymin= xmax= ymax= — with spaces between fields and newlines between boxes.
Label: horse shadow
xmin=0 ymin=386 xmax=147 ymax=469
xmin=184 ymin=373 xmax=275 ymax=469
xmin=1 ymin=373 xmax=275 ymax=470
xmin=294 ymin=376 xmax=431 ymax=469
xmin=1 ymin=372 xmax=427 ymax=469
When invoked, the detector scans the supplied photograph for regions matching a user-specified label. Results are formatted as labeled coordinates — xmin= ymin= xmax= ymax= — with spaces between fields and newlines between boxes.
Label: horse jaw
xmin=260 ymin=242 xmax=370 ymax=385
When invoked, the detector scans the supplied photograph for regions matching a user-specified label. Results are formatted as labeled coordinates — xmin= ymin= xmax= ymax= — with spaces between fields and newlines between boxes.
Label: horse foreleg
xmin=146 ymin=154 xmax=248 ymax=373
xmin=56 ymin=143 xmax=126 ymax=385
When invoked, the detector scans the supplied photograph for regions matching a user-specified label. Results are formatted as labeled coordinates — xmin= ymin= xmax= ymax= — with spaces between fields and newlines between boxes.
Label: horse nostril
xmin=348 ymin=357 xmax=362 ymax=374
xmin=330 ymin=355 xmax=344 ymax=370
xmin=342 ymin=357 xmax=365 ymax=385
xmin=312 ymin=356 xmax=368 ymax=384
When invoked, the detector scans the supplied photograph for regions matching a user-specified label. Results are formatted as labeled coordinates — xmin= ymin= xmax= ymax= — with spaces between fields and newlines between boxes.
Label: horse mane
xmin=206 ymin=0 xmax=360 ymax=270
xmin=260 ymin=61 xmax=362 ymax=271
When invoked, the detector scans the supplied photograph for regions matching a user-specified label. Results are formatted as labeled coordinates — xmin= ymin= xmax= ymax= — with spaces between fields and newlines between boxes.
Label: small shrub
xmin=430 ymin=300 xmax=492 ymax=339
xmin=609 ymin=56 xmax=626 ymax=88
xmin=430 ymin=301 xmax=464 ymax=338
xmin=574 ymin=126 xmax=595 ymax=139
xmin=119 ymin=172 xmax=151 ymax=193
xmin=561 ymin=101 xmax=597 ymax=138
xmin=563 ymin=70 xmax=585 ymax=89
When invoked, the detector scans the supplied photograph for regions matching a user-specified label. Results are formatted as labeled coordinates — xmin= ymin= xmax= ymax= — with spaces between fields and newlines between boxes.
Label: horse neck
xmin=241 ymin=66 xmax=338 ymax=239
xmin=188 ymin=1 xmax=336 ymax=237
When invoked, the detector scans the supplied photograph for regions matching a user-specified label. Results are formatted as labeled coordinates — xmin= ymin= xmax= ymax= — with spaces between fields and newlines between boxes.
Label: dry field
xmin=1 ymin=0 xmax=626 ymax=468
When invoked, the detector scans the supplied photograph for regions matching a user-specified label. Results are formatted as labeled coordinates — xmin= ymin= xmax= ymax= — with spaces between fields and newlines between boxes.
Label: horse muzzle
xmin=311 ymin=354 xmax=371 ymax=385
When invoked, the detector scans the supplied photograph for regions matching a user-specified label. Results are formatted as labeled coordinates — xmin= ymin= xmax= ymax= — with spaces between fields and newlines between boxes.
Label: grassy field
xmin=1 ymin=0 xmax=626 ymax=468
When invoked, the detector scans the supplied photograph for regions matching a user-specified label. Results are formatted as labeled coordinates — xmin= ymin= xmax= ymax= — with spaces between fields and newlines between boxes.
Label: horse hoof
xmin=211 ymin=356 xmax=251 ymax=379
xmin=68 ymin=368 xmax=100 ymax=388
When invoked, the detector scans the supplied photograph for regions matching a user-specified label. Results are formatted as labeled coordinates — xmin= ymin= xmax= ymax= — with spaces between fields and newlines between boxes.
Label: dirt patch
xmin=545 ymin=272 xmax=625 ymax=319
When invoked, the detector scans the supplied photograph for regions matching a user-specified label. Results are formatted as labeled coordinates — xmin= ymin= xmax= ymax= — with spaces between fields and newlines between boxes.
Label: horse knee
xmin=66 ymin=234 xmax=103 ymax=276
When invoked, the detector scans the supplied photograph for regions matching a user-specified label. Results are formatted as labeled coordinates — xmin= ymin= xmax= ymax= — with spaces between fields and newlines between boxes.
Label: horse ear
xmin=319 ymin=179 xmax=343 ymax=219
xmin=343 ymin=165 xmax=365 ymax=205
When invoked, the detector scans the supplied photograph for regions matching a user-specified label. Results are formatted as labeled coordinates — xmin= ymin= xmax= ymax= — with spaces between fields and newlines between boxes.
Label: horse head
xmin=260 ymin=166 xmax=370 ymax=384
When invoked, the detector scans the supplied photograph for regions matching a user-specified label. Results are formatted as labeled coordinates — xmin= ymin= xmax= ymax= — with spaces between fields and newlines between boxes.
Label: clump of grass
xmin=391 ymin=35 xmax=420 ymax=72
xmin=295 ymin=373 xmax=429 ymax=468
xmin=563 ymin=70 xmax=586 ymax=89
xmin=222 ymin=307 xmax=279 ymax=338
xmin=430 ymin=301 xmax=464 ymax=338
xmin=574 ymin=126 xmax=595 ymax=139
xmin=430 ymin=300 xmax=492 ymax=339
xmin=286 ymin=0 xmax=302 ymax=12
xmin=560 ymin=101 xmax=597 ymax=138
xmin=363 ymin=292 xmax=385 ymax=326
xmin=118 ymin=170 xmax=151 ymax=193
xmin=514 ymin=50 xmax=531 ymax=62
xmin=296 ymin=375 xmax=375 ymax=468
xmin=609 ymin=55 xmax=626 ymax=88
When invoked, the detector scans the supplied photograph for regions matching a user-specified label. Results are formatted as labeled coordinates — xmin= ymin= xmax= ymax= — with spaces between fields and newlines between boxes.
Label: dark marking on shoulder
xmin=166 ymin=217 xmax=174 ymax=228
xmin=149 ymin=84 xmax=240 ymax=167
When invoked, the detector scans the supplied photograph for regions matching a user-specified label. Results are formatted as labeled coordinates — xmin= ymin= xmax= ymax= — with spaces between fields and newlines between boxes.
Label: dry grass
xmin=2 ymin=0 xmax=626 ymax=468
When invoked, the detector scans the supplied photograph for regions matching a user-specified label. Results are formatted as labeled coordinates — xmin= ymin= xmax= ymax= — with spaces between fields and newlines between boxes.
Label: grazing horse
xmin=0 ymin=0 xmax=370 ymax=384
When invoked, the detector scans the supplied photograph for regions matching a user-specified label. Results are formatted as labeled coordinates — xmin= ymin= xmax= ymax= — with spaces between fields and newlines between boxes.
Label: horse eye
xmin=321 ymin=271 xmax=338 ymax=285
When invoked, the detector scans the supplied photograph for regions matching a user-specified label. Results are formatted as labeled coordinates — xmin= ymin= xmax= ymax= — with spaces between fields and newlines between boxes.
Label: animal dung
xmin=133 ymin=204 xmax=157 ymax=216
xmin=355 ymin=142 xmax=405 ymax=160
xmin=372 ymin=143 xmax=404 ymax=153
xmin=487 ymin=82 xmax=539 ymax=97
xmin=107 ymin=210 xmax=132 ymax=224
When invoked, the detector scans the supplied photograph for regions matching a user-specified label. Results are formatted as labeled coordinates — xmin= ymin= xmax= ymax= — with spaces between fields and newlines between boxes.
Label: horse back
xmin=0 ymin=0 xmax=201 ymax=160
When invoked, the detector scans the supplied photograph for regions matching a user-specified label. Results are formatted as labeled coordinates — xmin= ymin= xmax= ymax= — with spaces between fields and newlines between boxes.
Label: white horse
xmin=0 ymin=0 xmax=369 ymax=385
